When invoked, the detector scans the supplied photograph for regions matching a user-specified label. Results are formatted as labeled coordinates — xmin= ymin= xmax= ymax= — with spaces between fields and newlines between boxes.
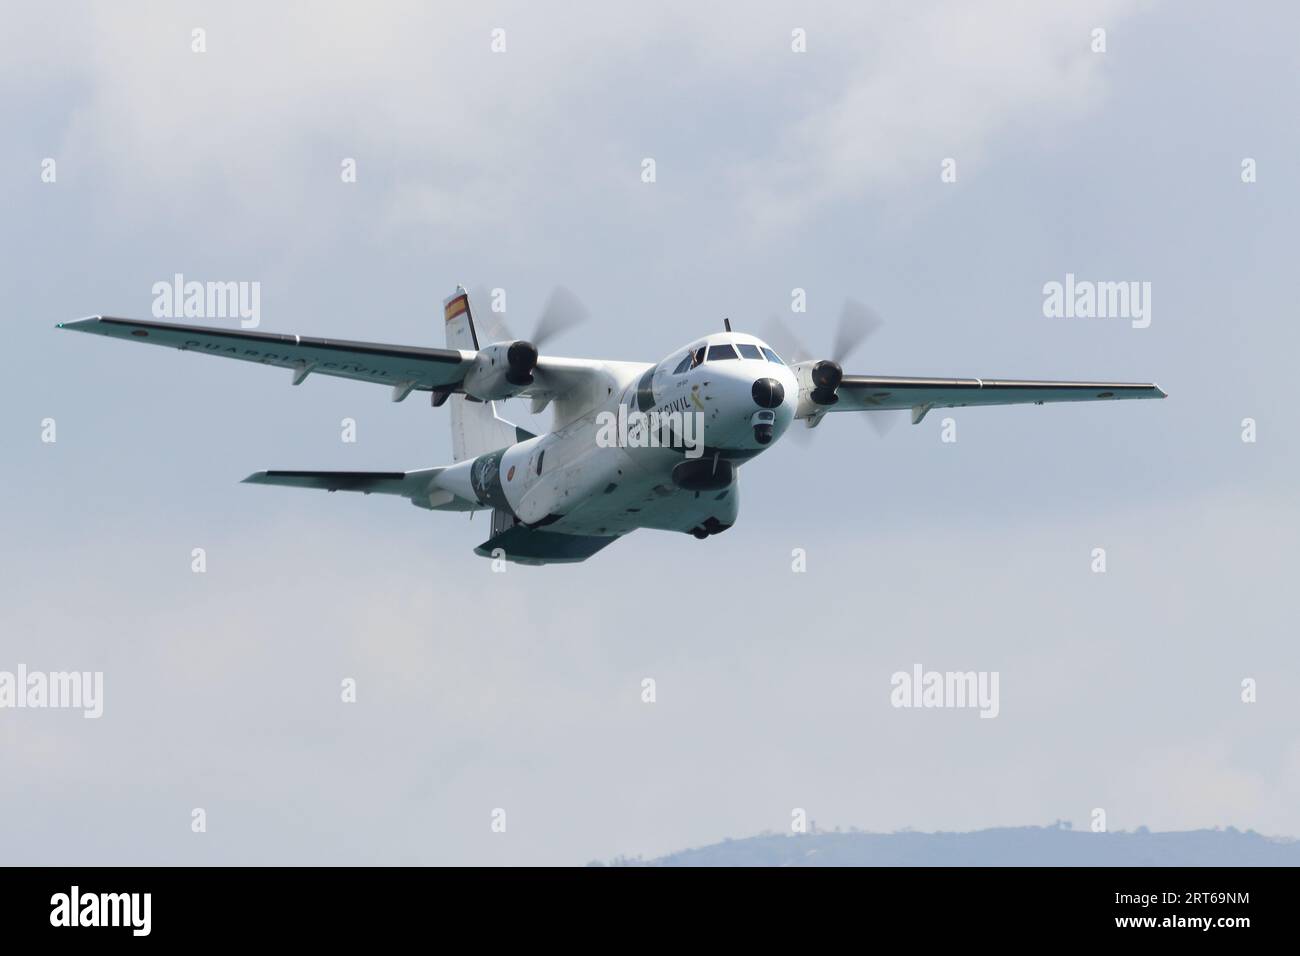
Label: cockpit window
xmin=673 ymin=347 xmax=707 ymax=374
xmin=761 ymin=347 xmax=785 ymax=365
xmin=706 ymin=344 xmax=739 ymax=362
xmin=736 ymin=343 xmax=763 ymax=360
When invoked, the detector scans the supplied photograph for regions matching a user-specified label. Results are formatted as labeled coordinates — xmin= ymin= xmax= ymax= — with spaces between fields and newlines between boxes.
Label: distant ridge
xmin=593 ymin=825 xmax=1300 ymax=867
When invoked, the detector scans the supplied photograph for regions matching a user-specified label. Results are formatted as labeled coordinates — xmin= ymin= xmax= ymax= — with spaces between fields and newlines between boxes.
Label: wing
xmin=521 ymin=356 xmax=652 ymax=426
xmin=58 ymin=315 xmax=641 ymax=417
xmin=829 ymin=375 xmax=1166 ymax=423
xmin=58 ymin=316 xmax=471 ymax=401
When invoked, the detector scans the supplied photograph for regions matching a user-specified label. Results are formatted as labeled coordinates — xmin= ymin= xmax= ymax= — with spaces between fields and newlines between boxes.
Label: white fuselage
xmin=433 ymin=332 xmax=799 ymax=538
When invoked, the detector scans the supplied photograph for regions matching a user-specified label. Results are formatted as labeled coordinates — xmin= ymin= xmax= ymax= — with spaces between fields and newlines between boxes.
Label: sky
xmin=2 ymin=0 xmax=1298 ymax=865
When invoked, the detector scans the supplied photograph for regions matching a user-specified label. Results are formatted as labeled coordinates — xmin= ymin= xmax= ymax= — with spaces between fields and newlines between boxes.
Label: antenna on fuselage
xmin=723 ymin=318 xmax=732 ymax=332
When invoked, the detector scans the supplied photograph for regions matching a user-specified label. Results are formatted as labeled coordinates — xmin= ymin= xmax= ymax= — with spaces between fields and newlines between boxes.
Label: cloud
xmin=2 ymin=481 xmax=1297 ymax=863
xmin=740 ymin=1 xmax=1139 ymax=231
xmin=3 ymin=1 xmax=1145 ymax=245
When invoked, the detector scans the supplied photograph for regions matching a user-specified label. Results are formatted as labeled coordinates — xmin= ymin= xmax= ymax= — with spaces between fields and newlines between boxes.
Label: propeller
xmin=532 ymin=286 xmax=591 ymax=349
xmin=472 ymin=285 xmax=591 ymax=349
xmin=763 ymin=298 xmax=901 ymax=438
xmin=831 ymin=298 xmax=882 ymax=366
xmin=467 ymin=285 xmax=591 ymax=397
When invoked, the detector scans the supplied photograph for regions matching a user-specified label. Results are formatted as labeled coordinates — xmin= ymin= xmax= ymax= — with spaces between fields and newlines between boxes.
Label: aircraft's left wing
xmin=58 ymin=316 xmax=471 ymax=401
xmin=825 ymin=374 xmax=1166 ymax=423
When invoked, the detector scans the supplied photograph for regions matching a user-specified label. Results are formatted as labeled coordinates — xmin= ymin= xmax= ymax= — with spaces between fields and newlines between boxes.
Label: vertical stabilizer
xmin=442 ymin=286 xmax=524 ymax=461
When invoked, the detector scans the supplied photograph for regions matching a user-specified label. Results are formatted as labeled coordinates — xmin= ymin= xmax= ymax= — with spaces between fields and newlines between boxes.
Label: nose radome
xmin=752 ymin=377 xmax=785 ymax=409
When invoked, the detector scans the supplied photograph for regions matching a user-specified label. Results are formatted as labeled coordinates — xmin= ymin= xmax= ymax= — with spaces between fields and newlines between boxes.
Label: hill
xmin=594 ymin=825 xmax=1300 ymax=867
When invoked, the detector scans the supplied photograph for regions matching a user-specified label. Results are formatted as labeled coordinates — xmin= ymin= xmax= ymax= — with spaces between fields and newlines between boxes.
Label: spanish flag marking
xmin=444 ymin=296 xmax=469 ymax=322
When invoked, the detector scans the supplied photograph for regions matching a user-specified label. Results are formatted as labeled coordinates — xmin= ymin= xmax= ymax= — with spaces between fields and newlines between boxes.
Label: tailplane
xmin=242 ymin=467 xmax=467 ymax=511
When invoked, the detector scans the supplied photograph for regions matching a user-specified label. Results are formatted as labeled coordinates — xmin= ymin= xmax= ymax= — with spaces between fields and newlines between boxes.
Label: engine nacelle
xmin=792 ymin=358 xmax=843 ymax=418
xmin=462 ymin=340 xmax=539 ymax=400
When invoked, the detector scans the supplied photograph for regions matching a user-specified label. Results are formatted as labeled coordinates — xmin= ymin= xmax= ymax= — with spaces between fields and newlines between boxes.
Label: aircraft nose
xmin=752 ymin=377 xmax=785 ymax=409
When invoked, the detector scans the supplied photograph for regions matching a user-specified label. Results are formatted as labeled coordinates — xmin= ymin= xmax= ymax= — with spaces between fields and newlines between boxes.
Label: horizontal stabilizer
xmin=243 ymin=468 xmax=460 ymax=510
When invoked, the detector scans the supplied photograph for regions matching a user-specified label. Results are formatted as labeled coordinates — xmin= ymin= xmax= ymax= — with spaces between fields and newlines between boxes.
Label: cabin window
xmin=706 ymin=344 xmax=739 ymax=362
xmin=536 ymin=450 xmax=545 ymax=475
xmin=736 ymin=343 xmax=763 ymax=360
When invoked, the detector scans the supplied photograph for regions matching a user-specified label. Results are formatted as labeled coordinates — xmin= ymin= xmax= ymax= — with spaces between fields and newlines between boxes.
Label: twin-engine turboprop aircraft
xmin=59 ymin=286 xmax=1165 ymax=564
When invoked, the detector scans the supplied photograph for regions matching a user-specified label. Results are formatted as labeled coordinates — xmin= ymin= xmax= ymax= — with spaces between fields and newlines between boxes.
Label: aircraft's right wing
xmin=520 ymin=356 xmax=652 ymax=426
xmin=59 ymin=316 xmax=471 ymax=401
xmin=59 ymin=315 xmax=647 ymax=420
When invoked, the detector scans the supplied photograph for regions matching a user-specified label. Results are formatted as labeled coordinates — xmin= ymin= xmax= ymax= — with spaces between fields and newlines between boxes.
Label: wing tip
xmin=57 ymin=316 xmax=105 ymax=331
xmin=57 ymin=317 xmax=107 ymax=332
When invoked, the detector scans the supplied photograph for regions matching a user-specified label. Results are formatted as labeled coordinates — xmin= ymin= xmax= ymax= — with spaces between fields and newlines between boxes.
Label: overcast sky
xmin=2 ymin=0 xmax=1297 ymax=864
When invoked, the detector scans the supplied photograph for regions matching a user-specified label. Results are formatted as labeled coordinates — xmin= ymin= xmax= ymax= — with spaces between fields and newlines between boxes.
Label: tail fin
xmin=442 ymin=286 xmax=527 ymax=462
xmin=442 ymin=285 xmax=481 ymax=351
